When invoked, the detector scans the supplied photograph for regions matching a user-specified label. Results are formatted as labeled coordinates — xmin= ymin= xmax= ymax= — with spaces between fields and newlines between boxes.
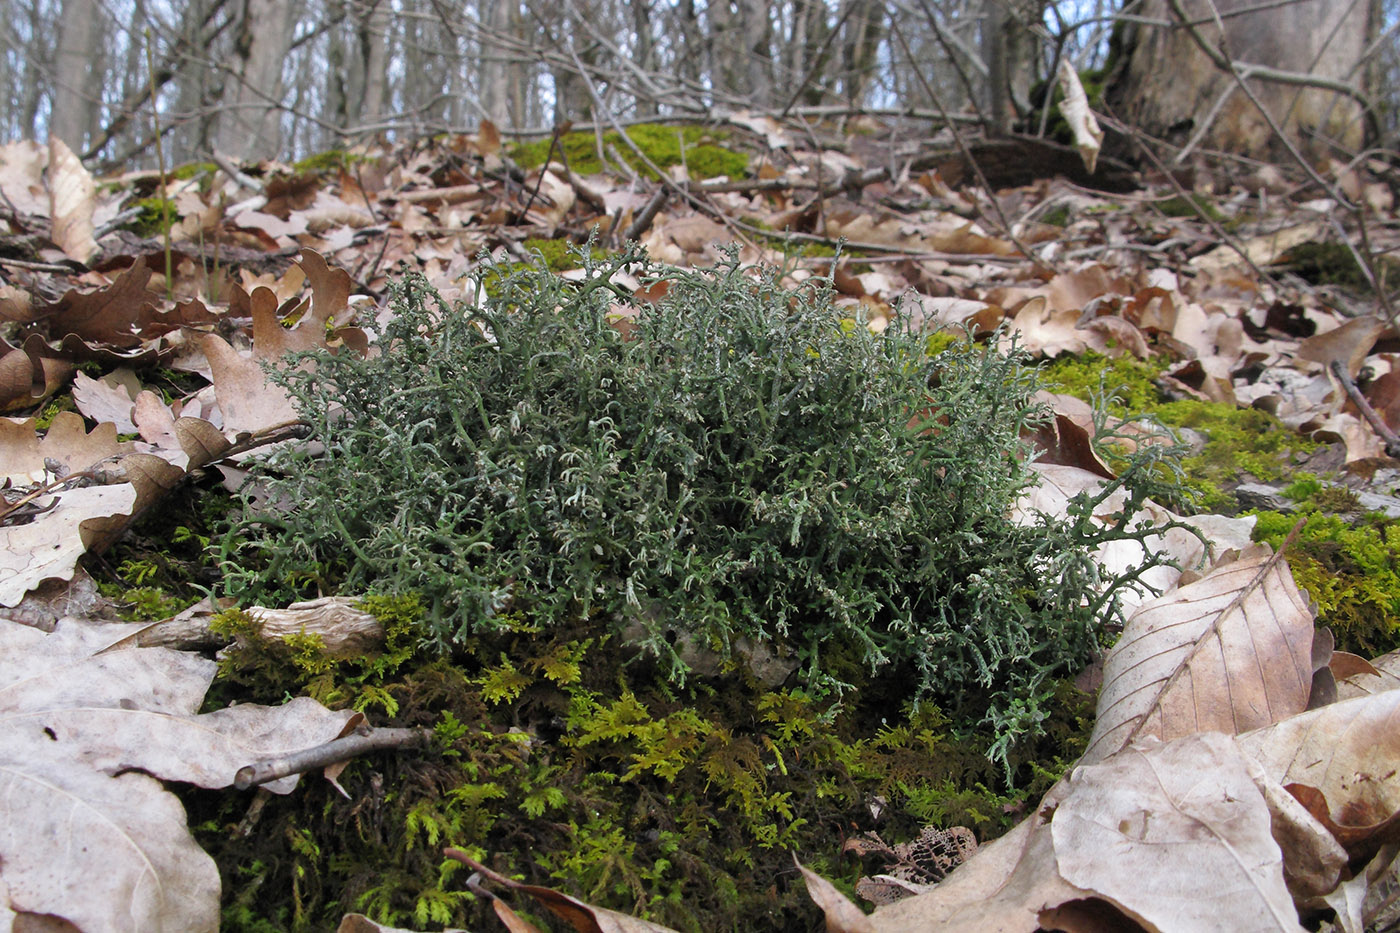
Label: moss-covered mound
xmin=190 ymin=598 xmax=1094 ymax=932
xmin=512 ymin=123 xmax=748 ymax=180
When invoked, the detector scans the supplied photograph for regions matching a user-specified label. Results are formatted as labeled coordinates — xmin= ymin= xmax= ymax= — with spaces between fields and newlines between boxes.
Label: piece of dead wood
xmin=133 ymin=595 xmax=386 ymax=655
xmin=234 ymin=723 xmax=431 ymax=790
xmin=910 ymin=135 xmax=1138 ymax=193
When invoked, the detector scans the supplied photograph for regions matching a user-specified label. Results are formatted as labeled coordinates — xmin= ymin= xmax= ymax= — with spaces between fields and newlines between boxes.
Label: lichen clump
xmin=224 ymin=247 xmax=1174 ymax=763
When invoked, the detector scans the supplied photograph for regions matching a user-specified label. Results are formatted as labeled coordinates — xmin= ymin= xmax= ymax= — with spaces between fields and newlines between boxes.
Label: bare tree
xmin=49 ymin=0 xmax=101 ymax=148
xmin=982 ymin=0 xmax=1045 ymax=134
xmin=1103 ymin=0 xmax=1372 ymax=161
xmin=214 ymin=0 xmax=297 ymax=159
xmin=479 ymin=0 xmax=515 ymax=126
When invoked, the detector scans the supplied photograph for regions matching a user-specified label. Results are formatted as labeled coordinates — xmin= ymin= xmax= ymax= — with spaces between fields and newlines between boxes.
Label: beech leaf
xmin=47 ymin=136 xmax=99 ymax=265
xmin=1083 ymin=544 xmax=1315 ymax=764
xmin=1052 ymin=733 xmax=1305 ymax=933
xmin=1239 ymin=689 xmax=1400 ymax=861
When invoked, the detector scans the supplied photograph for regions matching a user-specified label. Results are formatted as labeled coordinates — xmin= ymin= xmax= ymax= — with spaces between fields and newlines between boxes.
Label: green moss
xmin=292 ymin=149 xmax=357 ymax=174
xmin=924 ymin=330 xmax=963 ymax=357
xmin=96 ymin=583 xmax=188 ymax=621
xmin=172 ymin=161 xmax=217 ymax=181
xmin=209 ymin=595 xmax=428 ymax=712
xmin=1041 ymin=352 xmax=1167 ymax=414
xmin=30 ymin=394 xmax=78 ymax=429
xmin=1041 ymin=204 xmax=1072 ymax=227
xmin=522 ymin=237 xmax=610 ymax=272
xmin=182 ymin=625 xmax=1095 ymax=932
xmin=1043 ymin=353 xmax=1317 ymax=510
xmin=1276 ymin=241 xmax=1399 ymax=292
xmin=1156 ymin=194 xmax=1225 ymax=222
xmin=512 ymin=123 xmax=747 ymax=180
xmin=125 ymin=196 xmax=177 ymax=237
xmin=1251 ymin=510 xmax=1400 ymax=656
xmin=1157 ymin=400 xmax=1315 ymax=508
xmin=88 ymin=482 xmax=233 ymax=622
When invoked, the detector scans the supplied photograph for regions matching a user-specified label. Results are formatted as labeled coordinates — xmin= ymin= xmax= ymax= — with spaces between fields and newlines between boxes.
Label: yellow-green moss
xmin=292 ymin=149 xmax=359 ymax=174
xmin=172 ymin=161 xmax=217 ymax=181
xmin=521 ymin=236 xmax=611 ymax=273
xmin=189 ymin=622 xmax=1093 ymax=933
xmin=1251 ymin=509 xmax=1400 ymax=656
xmin=1043 ymin=353 xmax=1318 ymax=510
xmin=512 ymin=123 xmax=747 ymax=181
xmin=31 ymin=394 xmax=78 ymax=429
xmin=124 ymin=196 xmax=177 ymax=237
xmin=1156 ymin=194 xmax=1225 ymax=223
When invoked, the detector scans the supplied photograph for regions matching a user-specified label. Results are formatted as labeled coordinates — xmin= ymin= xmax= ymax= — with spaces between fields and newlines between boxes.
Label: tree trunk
xmin=631 ymin=0 xmax=658 ymax=117
xmin=840 ymin=0 xmax=885 ymax=107
xmin=215 ymin=0 xmax=296 ymax=159
xmin=479 ymin=0 xmax=514 ymax=126
xmin=708 ymin=0 xmax=772 ymax=106
xmin=1103 ymin=0 xmax=1371 ymax=162
xmin=50 ymin=0 xmax=101 ymax=150
xmin=981 ymin=0 xmax=1044 ymax=135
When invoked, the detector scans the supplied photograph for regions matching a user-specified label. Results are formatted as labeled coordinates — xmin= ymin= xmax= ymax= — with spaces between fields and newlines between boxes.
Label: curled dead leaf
xmin=443 ymin=848 xmax=682 ymax=933
xmin=47 ymin=136 xmax=99 ymax=265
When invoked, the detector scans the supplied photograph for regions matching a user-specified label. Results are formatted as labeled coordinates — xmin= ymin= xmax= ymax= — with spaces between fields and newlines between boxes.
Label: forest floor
xmin=2 ymin=119 xmax=1400 ymax=933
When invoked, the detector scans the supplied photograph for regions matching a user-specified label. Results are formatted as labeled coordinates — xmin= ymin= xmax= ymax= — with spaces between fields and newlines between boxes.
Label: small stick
xmin=623 ymin=185 xmax=670 ymax=241
xmin=234 ymin=725 xmax=432 ymax=790
xmin=1330 ymin=360 xmax=1400 ymax=458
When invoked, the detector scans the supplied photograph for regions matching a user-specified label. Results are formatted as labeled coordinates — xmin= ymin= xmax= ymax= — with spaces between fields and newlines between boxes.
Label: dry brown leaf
xmin=0 ymin=615 xmax=355 ymax=929
xmin=1321 ymin=844 xmax=1400 ymax=933
xmin=865 ymin=794 xmax=1100 ymax=933
xmin=927 ymin=223 xmax=1017 ymax=256
xmin=0 ymin=415 xmax=44 ymax=484
xmin=71 ymin=368 xmax=143 ymax=432
xmin=443 ymin=848 xmax=681 ymax=933
xmin=0 ymin=139 xmax=49 ymax=216
xmin=1052 ymin=732 xmax=1306 ymax=933
xmin=797 ymin=857 xmax=877 ymax=932
xmin=38 ymin=259 xmax=161 ymax=349
xmin=7 ymin=696 xmax=356 ymax=795
xmin=0 ymin=484 xmax=138 ymax=607
xmin=869 ymin=734 xmax=1314 ymax=933
xmin=904 ymin=294 xmax=1005 ymax=334
xmin=1025 ymin=392 xmax=1116 ymax=479
xmin=175 ymin=416 xmax=234 ymax=468
xmin=0 ymin=743 xmax=222 ymax=932
xmin=1056 ymin=59 xmax=1103 ymax=174
xmin=1082 ymin=544 xmax=1315 ymax=764
xmin=299 ymin=247 xmax=356 ymax=328
xmin=47 ymin=136 xmax=99 ymax=265
xmin=201 ymin=331 xmax=299 ymax=435
xmin=0 ymin=621 xmax=218 ymax=930
xmin=0 ymin=334 xmax=76 ymax=412
xmin=1297 ymin=316 xmax=1386 ymax=380
xmin=1239 ymin=689 xmax=1400 ymax=861
xmin=1333 ymin=649 xmax=1400 ymax=700
xmin=0 ymin=617 xmax=214 ymax=714
xmin=1192 ymin=222 xmax=1324 ymax=272
xmin=40 ymin=409 xmax=134 ymax=472
xmin=1015 ymin=463 xmax=1255 ymax=606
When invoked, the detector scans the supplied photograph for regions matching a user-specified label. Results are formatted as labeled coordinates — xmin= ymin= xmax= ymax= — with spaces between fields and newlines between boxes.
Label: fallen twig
xmin=234 ymin=724 xmax=432 ymax=790
xmin=1330 ymin=360 xmax=1400 ymax=459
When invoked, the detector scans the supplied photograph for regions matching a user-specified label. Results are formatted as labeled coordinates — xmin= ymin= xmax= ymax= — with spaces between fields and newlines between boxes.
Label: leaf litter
xmin=0 ymin=120 xmax=1398 ymax=930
